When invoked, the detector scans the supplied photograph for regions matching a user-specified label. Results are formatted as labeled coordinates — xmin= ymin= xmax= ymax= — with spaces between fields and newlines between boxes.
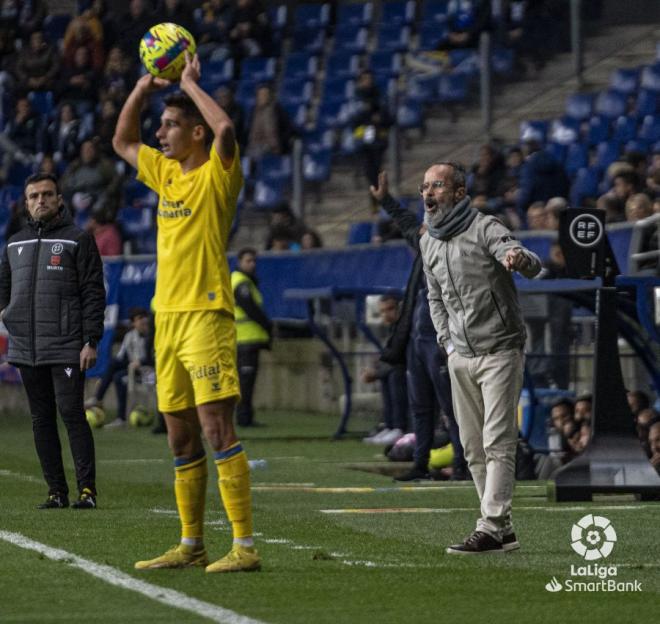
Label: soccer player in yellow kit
xmin=112 ymin=53 xmax=259 ymax=573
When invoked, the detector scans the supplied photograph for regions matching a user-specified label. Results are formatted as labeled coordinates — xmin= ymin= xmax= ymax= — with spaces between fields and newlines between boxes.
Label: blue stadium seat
xmin=117 ymin=206 xmax=153 ymax=239
xmin=291 ymin=29 xmax=325 ymax=53
xmin=267 ymin=4 xmax=288 ymax=32
xmin=303 ymin=149 xmax=332 ymax=182
xmin=5 ymin=161 xmax=34 ymax=186
xmin=438 ymin=73 xmax=468 ymax=103
xmin=520 ymin=119 xmax=549 ymax=144
xmin=407 ymin=74 xmax=439 ymax=104
xmin=333 ymin=25 xmax=368 ymax=53
xmin=640 ymin=65 xmax=660 ymax=91
xmin=316 ymin=98 xmax=348 ymax=129
xmin=368 ymin=51 xmax=403 ymax=77
xmin=396 ymin=99 xmax=423 ymax=130
xmin=611 ymin=115 xmax=637 ymax=143
xmin=240 ymin=57 xmax=276 ymax=82
xmin=373 ymin=74 xmax=396 ymax=99
xmin=491 ymin=47 xmax=515 ymax=76
xmin=564 ymin=143 xmax=588 ymax=178
xmin=594 ymin=140 xmax=621 ymax=171
xmin=205 ymin=59 xmax=234 ymax=85
xmin=607 ymin=225 xmax=634 ymax=274
xmin=294 ymin=3 xmax=330 ymax=29
xmin=27 ymin=91 xmax=54 ymax=117
xmin=281 ymin=102 xmax=307 ymax=129
xmin=235 ymin=80 xmax=259 ymax=109
xmin=585 ymin=114 xmax=611 ymax=146
xmin=417 ymin=22 xmax=449 ymax=50
xmin=420 ymin=0 xmax=451 ymax=24
xmin=257 ymin=154 xmax=292 ymax=183
xmin=338 ymin=127 xmax=358 ymax=155
xmin=279 ymin=79 xmax=313 ymax=106
xmin=634 ymin=88 xmax=658 ymax=117
xmin=570 ymin=166 xmax=600 ymax=207
xmin=565 ymin=93 xmax=594 ymax=121
xmin=303 ymin=128 xmax=335 ymax=153
xmin=381 ymin=1 xmax=415 ymax=25
xmin=337 ymin=2 xmax=373 ymax=26
xmin=448 ymin=49 xmax=479 ymax=76
xmin=638 ymin=114 xmax=660 ymax=142
xmin=123 ymin=179 xmax=157 ymax=208
xmin=323 ymin=77 xmax=355 ymax=101
xmin=544 ymin=142 xmax=566 ymax=166
xmin=282 ymin=53 xmax=318 ymax=81
xmin=624 ymin=139 xmax=648 ymax=154
xmin=43 ymin=13 xmax=71 ymax=43
xmin=347 ymin=221 xmax=374 ymax=245
xmin=594 ymin=90 xmax=627 ymax=119
xmin=325 ymin=53 xmax=360 ymax=79
xmin=253 ymin=179 xmax=287 ymax=210
xmin=609 ymin=68 xmax=640 ymax=95
xmin=550 ymin=118 xmax=579 ymax=145
xmin=375 ymin=24 xmax=411 ymax=52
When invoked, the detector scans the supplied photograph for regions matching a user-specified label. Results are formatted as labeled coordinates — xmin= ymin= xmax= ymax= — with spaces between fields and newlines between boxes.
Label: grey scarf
xmin=424 ymin=196 xmax=478 ymax=240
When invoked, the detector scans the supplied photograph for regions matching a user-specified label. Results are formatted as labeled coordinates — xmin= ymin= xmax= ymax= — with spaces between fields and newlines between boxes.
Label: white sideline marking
xmin=320 ymin=504 xmax=651 ymax=515
xmin=98 ymin=459 xmax=166 ymax=464
xmin=250 ymin=484 xmax=547 ymax=493
xmin=0 ymin=469 xmax=42 ymax=484
xmin=0 ymin=531 xmax=266 ymax=624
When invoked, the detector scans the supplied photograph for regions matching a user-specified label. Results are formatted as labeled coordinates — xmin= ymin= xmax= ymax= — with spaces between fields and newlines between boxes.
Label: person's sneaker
xmin=446 ymin=531 xmax=504 ymax=555
xmin=84 ymin=397 xmax=100 ymax=409
xmin=105 ymin=418 xmax=127 ymax=429
xmin=37 ymin=493 xmax=69 ymax=509
xmin=394 ymin=466 xmax=431 ymax=482
xmin=363 ymin=428 xmax=391 ymax=445
xmin=205 ymin=545 xmax=261 ymax=573
xmin=71 ymin=488 xmax=97 ymax=509
xmin=377 ymin=428 xmax=404 ymax=446
xmin=502 ymin=532 xmax=520 ymax=552
xmin=135 ymin=544 xmax=209 ymax=570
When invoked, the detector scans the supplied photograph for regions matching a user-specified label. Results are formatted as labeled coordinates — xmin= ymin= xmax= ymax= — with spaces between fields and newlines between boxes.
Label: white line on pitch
xmin=98 ymin=459 xmax=166 ymax=464
xmin=0 ymin=469 xmax=42 ymax=484
xmin=320 ymin=504 xmax=652 ymax=514
xmin=0 ymin=531 xmax=266 ymax=624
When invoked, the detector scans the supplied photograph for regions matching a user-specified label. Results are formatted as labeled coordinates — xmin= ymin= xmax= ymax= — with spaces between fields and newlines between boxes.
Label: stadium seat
xmin=282 ymin=52 xmax=318 ymax=80
xmin=117 ymin=205 xmax=153 ymax=239
xmin=381 ymin=1 xmax=415 ymax=25
xmin=303 ymin=128 xmax=335 ymax=153
xmin=638 ymin=114 xmax=660 ymax=142
xmin=5 ymin=161 xmax=34 ymax=186
xmin=609 ymin=68 xmax=640 ymax=95
xmin=397 ymin=99 xmax=424 ymax=130
xmin=326 ymin=53 xmax=361 ymax=79
xmin=585 ymin=114 xmax=611 ymax=146
xmin=43 ymin=13 xmax=71 ymax=43
xmin=347 ymin=222 xmax=374 ymax=245
xmin=544 ymin=142 xmax=566 ymax=166
xmin=27 ymin=91 xmax=54 ymax=117
xmin=420 ymin=0 xmax=451 ymax=24
xmin=373 ymin=74 xmax=397 ymax=100
xmin=123 ymin=179 xmax=157 ymax=208
xmin=633 ymin=88 xmax=659 ymax=117
xmin=607 ymin=224 xmax=634 ymax=274
xmin=279 ymin=79 xmax=314 ymax=107
xmin=594 ymin=140 xmax=621 ymax=171
xmin=316 ymin=98 xmax=348 ymax=129
xmin=276 ymin=102 xmax=304 ymax=131
xmin=611 ymin=115 xmax=638 ymax=143
xmin=519 ymin=119 xmax=549 ymax=144
xmin=368 ymin=51 xmax=403 ymax=77
xmin=640 ymin=65 xmax=660 ymax=91
xmin=240 ymin=57 xmax=276 ymax=82
xmin=253 ymin=179 xmax=287 ymax=210
xmin=323 ymin=77 xmax=355 ymax=101
xmin=257 ymin=154 xmax=292 ymax=183
xmin=337 ymin=2 xmax=373 ymax=26
xmin=564 ymin=143 xmax=589 ymax=178
xmin=491 ymin=47 xmax=515 ymax=76
xmin=235 ymin=80 xmax=259 ymax=109
xmin=333 ymin=25 xmax=368 ymax=54
xmin=570 ymin=166 xmax=600 ymax=207
xmin=338 ymin=126 xmax=358 ymax=155
xmin=303 ymin=149 xmax=332 ymax=182
xmin=448 ymin=49 xmax=479 ymax=76
xmin=291 ymin=29 xmax=325 ymax=54
xmin=550 ymin=118 xmax=579 ymax=145
xmin=417 ymin=22 xmax=449 ymax=50
xmin=438 ymin=73 xmax=468 ymax=103
xmin=267 ymin=4 xmax=288 ymax=33
xmin=594 ymin=90 xmax=627 ymax=119
xmin=294 ymin=3 xmax=330 ymax=29
xmin=407 ymin=74 xmax=439 ymax=104
xmin=565 ymin=93 xmax=594 ymax=121
xmin=375 ymin=24 xmax=411 ymax=52
xmin=205 ymin=59 xmax=234 ymax=85
xmin=624 ymin=139 xmax=648 ymax=154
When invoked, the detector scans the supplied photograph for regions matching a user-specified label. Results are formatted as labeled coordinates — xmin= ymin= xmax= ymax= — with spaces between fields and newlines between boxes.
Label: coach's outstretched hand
xmin=502 ymin=248 xmax=531 ymax=273
xmin=370 ymin=171 xmax=389 ymax=203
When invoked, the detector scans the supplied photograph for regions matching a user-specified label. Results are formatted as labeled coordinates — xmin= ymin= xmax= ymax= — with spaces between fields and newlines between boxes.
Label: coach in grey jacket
xmin=418 ymin=162 xmax=541 ymax=555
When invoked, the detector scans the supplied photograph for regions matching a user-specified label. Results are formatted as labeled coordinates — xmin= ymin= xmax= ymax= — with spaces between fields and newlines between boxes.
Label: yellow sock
xmin=174 ymin=451 xmax=207 ymax=540
xmin=215 ymin=443 xmax=253 ymax=539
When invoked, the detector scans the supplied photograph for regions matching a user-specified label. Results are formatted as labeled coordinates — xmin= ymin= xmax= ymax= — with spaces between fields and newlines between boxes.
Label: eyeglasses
xmin=418 ymin=180 xmax=450 ymax=193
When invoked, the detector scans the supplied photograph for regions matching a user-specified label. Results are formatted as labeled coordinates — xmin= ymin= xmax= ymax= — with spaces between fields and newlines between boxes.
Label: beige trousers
xmin=448 ymin=348 xmax=524 ymax=540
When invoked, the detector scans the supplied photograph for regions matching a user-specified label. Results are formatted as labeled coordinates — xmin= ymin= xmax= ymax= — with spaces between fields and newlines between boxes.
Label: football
xmin=129 ymin=405 xmax=154 ymax=427
xmin=85 ymin=406 xmax=106 ymax=428
xmin=139 ymin=22 xmax=196 ymax=82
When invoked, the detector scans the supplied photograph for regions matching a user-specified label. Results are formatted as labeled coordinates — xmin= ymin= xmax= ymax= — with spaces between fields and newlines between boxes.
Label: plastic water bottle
xmin=248 ymin=459 xmax=268 ymax=470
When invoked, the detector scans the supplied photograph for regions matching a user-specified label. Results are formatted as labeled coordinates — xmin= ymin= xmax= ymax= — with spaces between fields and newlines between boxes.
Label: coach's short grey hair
xmin=432 ymin=161 xmax=467 ymax=189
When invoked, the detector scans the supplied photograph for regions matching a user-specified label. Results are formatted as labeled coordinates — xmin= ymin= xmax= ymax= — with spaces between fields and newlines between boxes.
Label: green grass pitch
xmin=1 ymin=408 xmax=658 ymax=624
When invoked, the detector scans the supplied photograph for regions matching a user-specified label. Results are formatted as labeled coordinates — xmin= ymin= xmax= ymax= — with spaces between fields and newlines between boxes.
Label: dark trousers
xmin=407 ymin=337 xmax=465 ymax=471
xmin=236 ymin=344 xmax=261 ymax=426
xmin=19 ymin=365 xmax=96 ymax=496
xmin=95 ymin=356 xmax=128 ymax=421
xmin=380 ymin=365 xmax=408 ymax=430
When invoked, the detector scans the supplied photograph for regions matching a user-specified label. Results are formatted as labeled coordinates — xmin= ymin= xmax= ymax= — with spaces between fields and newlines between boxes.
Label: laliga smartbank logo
xmin=544 ymin=514 xmax=642 ymax=593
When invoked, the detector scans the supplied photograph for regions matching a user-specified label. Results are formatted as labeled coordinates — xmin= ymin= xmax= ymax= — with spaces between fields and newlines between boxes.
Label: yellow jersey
xmin=137 ymin=144 xmax=243 ymax=314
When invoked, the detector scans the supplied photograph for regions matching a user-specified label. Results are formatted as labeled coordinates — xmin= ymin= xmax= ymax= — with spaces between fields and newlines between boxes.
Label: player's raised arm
xmin=113 ymin=74 xmax=170 ymax=169
xmin=179 ymin=53 xmax=236 ymax=168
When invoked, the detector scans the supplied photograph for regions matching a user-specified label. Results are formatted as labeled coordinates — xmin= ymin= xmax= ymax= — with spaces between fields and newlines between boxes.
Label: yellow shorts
xmin=154 ymin=310 xmax=240 ymax=413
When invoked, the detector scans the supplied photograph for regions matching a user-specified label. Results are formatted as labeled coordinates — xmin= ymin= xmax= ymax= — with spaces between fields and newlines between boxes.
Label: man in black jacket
xmin=0 ymin=173 xmax=106 ymax=509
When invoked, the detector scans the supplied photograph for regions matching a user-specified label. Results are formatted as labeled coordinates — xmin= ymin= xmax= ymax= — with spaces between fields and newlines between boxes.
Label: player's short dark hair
xmin=433 ymin=161 xmax=467 ymax=189
xmin=613 ymin=170 xmax=639 ymax=188
xmin=238 ymin=247 xmax=257 ymax=260
xmin=128 ymin=307 xmax=150 ymax=321
xmin=164 ymin=91 xmax=211 ymax=144
xmin=551 ymin=397 xmax=574 ymax=411
xmin=24 ymin=172 xmax=60 ymax=195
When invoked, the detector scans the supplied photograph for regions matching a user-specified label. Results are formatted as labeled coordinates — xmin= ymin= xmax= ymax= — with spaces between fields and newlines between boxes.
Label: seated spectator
xmin=526 ymin=201 xmax=547 ymax=230
xmin=62 ymin=14 xmax=105 ymax=72
xmin=649 ymin=421 xmax=660 ymax=473
xmin=156 ymin=0 xmax=196 ymax=35
xmin=246 ymin=84 xmax=293 ymax=160
xmin=637 ymin=408 xmax=659 ymax=456
xmin=112 ymin=0 xmax=156 ymax=55
xmin=628 ymin=389 xmax=651 ymax=418
xmin=196 ymin=0 xmax=234 ymax=60
xmin=625 ymin=193 xmax=653 ymax=222
xmin=86 ymin=205 xmax=123 ymax=256
xmin=61 ymin=138 xmax=121 ymax=212
xmin=86 ymin=307 xmax=153 ymax=427
xmin=544 ymin=197 xmax=567 ymax=230
xmin=45 ymin=102 xmax=85 ymax=164
xmin=17 ymin=0 xmax=48 ymax=38
xmin=214 ymin=86 xmax=246 ymax=148
xmin=228 ymin=0 xmax=272 ymax=60
xmin=574 ymin=394 xmax=592 ymax=426
xmin=438 ymin=0 xmax=491 ymax=51
xmin=59 ymin=46 xmax=99 ymax=111
xmin=95 ymin=97 xmax=119 ymax=156
xmin=606 ymin=170 xmax=640 ymax=220
xmin=13 ymin=29 xmax=60 ymax=93
xmin=100 ymin=46 xmax=136 ymax=107
xmin=264 ymin=204 xmax=306 ymax=250
xmin=38 ymin=153 xmax=58 ymax=176
xmin=0 ymin=96 xmax=41 ymax=181
xmin=596 ymin=193 xmax=625 ymax=223
xmin=301 ymin=229 xmax=323 ymax=250
xmin=468 ymin=144 xmax=507 ymax=199
xmin=362 ymin=295 xmax=408 ymax=446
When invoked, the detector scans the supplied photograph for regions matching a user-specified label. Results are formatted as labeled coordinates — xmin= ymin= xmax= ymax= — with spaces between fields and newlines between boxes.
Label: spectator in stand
xmin=628 ymin=389 xmax=651 ymax=419
xmin=62 ymin=14 xmax=105 ymax=73
xmin=13 ymin=29 xmax=60 ymax=93
xmin=86 ymin=205 xmax=123 ymax=256
xmin=596 ymin=193 xmax=625 ymax=223
xmin=196 ymin=0 xmax=234 ymax=60
xmin=438 ymin=0 xmax=491 ymax=51
xmin=636 ymin=408 xmax=658 ymax=456
xmin=17 ymin=0 xmax=47 ymax=38
xmin=61 ymin=139 xmax=121 ymax=213
xmin=625 ymin=193 xmax=653 ymax=222
xmin=59 ymin=47 xmax=99 ymax=111
xmin=526 ymin=201 xmax=547 ymax=230
xmin=361 ymin=295 xmax=408 ymax=446
xmin=0 ymin=96 xmax=41 ymax=182
xmin=228 ymin=0 xmax=272 ymax=60
xmin=84 ymin=0 xmax=118 ymax=52
xmin=214 ymin=86 xmax=246 ymax=148
xmin=300 ymin=229 xmax=323 ymax=250
xmin=468 ymin=144 xmax=507 ymax=200
xmin=112 ymin=0 xmax=156 ymax=55
xmin=38 ymin=153 xmax=58 ymax=176
xmin=246 ymin=84 xmax=293 ymax=160
xmin=625 ymin=193 xmax=658 ymax=272
xmin=544 ymin=196 xmax=567 ymax=230
xmin=649 ymin=421 xmax=660 ymax=473
xmin=263 ymin=204 xmax=306 ymax=250
xmin=95 ymin=98 xmax=120 ymax=157
xmin=45 ymin=102 xmax=85 ymax=165
xmin=574 ymin=394 xmax=592 ymax=426
xmin=516 ymin=133 xmax=569 ymax=221
xmin=607 ymin=170 xmax=640 ymax=220
xmin=100 ymin=46 xmax=136 ymax=107
xmin=156 ymin=0 xmax=197 ymax=36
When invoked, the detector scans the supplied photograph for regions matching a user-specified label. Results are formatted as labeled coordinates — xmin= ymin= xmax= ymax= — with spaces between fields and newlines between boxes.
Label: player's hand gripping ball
xmin=140 ymin=22 xmax=197 ymax=82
